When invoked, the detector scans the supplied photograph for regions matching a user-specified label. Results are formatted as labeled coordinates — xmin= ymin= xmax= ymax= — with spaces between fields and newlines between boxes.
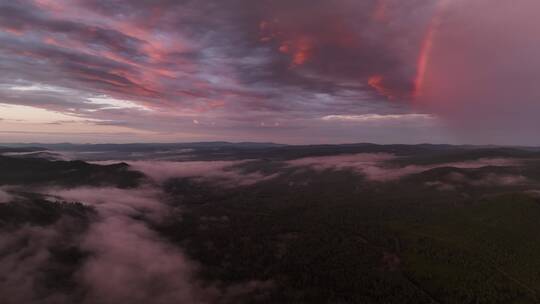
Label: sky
xmin=0 ymin=0 xmax=538 ymax=144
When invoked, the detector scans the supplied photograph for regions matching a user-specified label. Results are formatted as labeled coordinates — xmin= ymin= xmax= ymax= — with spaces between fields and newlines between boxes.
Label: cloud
xmin=75 ymin=214 xmax=206 ymax=304
xmin=127 ymin=160 xmax=278 ymax=186
xmin=416 ymin=0 xmax=540 ymax=144
xmin=0 ymin=0 xmax=449 ymax=143
xmin=36 ymin=162 xmax=268 ymax=303
xmin=38 ymin=184 xmax=272 ymax=303
xmin=424 ymin=181 xmax=456 ymax=191
xmin=1 ymin=0 xmax=537 ymax=144
xmin=0 ymin=213 xmax=90 ymax=304
xmin=321 ymin=113 xmax=436 ymax=123
xmin=0 ymin=184 xmax=208 ymax=304
xmin=524 ymin=190 xmax=540 ymax=198
xmin=287 ymin=154 xmax=522 ymax=181
xmin=0 ymin=187 xmax=13 ymax=203
xmin=0 ymin=225 xmax=60 ymax=304
xmin=471 ymin=174 xmax=529 ymax=187
xmin=0 ymin=162 xmax=277 ymax=304
xmin=48 ymin=187 xmax=167 ymax=220
xmin=438 ymin=172 xmax=531 ymax=188
xmin=287 ymin=153 xmax=395 ymax=178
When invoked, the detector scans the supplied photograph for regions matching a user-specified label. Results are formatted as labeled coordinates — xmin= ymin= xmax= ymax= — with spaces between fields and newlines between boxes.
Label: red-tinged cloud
xmin=368 ymin=75 xmax=397 ymax=100
xmin=2 ymin=0 xmax=535 ymax=144
xmin=415 ymin=0 xmax=540 ymax=143
xmin=255 ymin=1 xmax=432 ymax=96
xmin=372 ymin=0 xmax=389 ymax=22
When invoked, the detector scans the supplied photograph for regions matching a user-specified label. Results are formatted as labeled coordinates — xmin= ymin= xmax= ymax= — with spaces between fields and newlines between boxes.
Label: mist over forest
xmin=2 ymin=142 xmax=540 ymax=303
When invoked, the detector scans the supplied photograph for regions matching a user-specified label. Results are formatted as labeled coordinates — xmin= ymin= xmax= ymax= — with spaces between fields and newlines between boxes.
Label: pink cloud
xmin=287 ymin=153 xmax=522 ymax=181
xmin=48 ymin=186 xmax=166 ymax=220
xmin=417 ymin=0 xmax=540 ymax=143
xmin=39 ymin=184 xmax=274 ymax=303
xmin=0 ymin=187 xmax=14 ymax=203
xmin=76 ymin=215 xmax=207 ymax=304
xmin=127 ymin=160 xmax=279 ymax=187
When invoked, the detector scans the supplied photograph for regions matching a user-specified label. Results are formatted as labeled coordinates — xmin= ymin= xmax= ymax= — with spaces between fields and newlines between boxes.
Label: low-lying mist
xmin=0 ymin=154 xmax=282 ymax=304
xmin=1 ymin=147 xmax=539 ymax=303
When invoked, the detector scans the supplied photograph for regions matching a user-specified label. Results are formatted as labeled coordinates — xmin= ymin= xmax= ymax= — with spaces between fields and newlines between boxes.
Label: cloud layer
xmin=127 ymin=160 xmax=278 ymax=186
xmin=416 ymin=0 xmax=540 ymax=144
xmin=0 ymin=0 xmax=447 ymax=143
xmin=0 ymin=175 xmax=274 ymax=304
xmin=0 ymin=187 xmax=13 ymax=203
xmin=0 ymin=0 xmax=537 ymax=144
xmin=287 ymin=153 xmax=522 ymax=182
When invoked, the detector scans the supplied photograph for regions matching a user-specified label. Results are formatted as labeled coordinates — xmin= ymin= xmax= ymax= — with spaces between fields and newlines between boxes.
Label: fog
xmin=418 ymin=0 xmax=540 ymax=144
xmin=0 ymin=187 xmax=13 ymax=203
xmin=287 ymin=153 xmax=521 ymax=181
xmin=0 ymin=151 xmax=536 ymax=303
xmin=0 ymin=175 xmax=273 ymax=303
xmin=126 ymin=160 xmax=279 ymax=187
